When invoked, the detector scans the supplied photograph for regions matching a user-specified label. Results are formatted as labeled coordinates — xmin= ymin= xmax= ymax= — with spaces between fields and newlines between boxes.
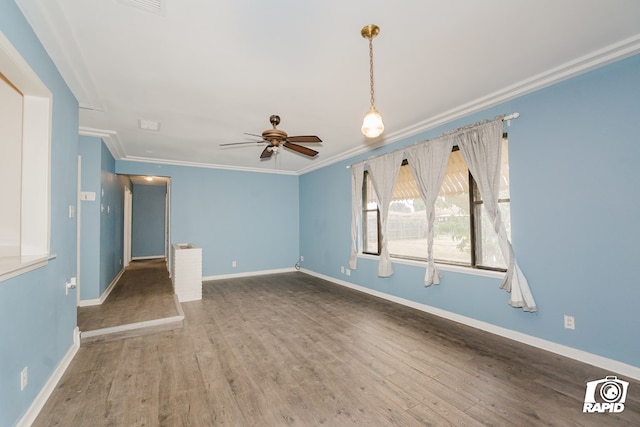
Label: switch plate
xmin=346 ymin=269 xmax=351 ymax=277
xmin=80 ymin=191 xmax=96 ymax=201
xmin=21 ymin=367 xmax=28 ymax=391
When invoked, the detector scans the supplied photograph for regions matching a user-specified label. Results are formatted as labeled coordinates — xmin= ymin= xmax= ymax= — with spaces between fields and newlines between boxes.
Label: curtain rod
xmin=346 ymin=113 xmax=519 ymax=169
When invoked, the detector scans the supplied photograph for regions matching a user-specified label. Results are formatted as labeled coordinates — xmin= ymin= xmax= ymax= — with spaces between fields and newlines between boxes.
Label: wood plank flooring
xmin=37 ymin=272 xmax=640 ymax=426
xmin=78 ymin=259 xmax=179 ymax=332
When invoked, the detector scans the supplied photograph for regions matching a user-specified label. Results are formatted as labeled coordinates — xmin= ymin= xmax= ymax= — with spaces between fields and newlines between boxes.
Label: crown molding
xmin=118 ymin=156 xmax=299 ymax=176
xmin=79 ymin=126 xmax=127 ymax=160
xmin=298 ymin=34 xmax=640 ymax=175
xmin=16 ymin=0 xmax=104 ymax=110
xmin=67 ymin=32 xmax=640 ymax=177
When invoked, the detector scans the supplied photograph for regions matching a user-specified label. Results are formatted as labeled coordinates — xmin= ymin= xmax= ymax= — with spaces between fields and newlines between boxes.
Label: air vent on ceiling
xmin=139 ymin=119 xmax=161 ymax=131
xmin=118 ymin=0 xmax=165 ymax=15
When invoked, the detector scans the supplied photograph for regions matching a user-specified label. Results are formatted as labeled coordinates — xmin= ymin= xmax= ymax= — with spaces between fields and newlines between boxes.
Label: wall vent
xmin=118 ymin=0 xmax=165 ymax=15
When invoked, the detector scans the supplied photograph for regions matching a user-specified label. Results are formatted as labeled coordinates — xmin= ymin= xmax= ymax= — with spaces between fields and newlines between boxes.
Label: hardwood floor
xmin=37 ymin=272 xmax=639 ymax=426
xmin=77 ymin=259 xmax=180 ymax=332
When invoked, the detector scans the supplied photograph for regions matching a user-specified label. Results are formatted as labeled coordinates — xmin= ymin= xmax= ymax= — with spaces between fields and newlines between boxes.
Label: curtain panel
xmin=455 ymin=119 xmax=537 ymax=312
xmin=347 ymin=116 xmax=536 ymax=311
xmin=366 ymin=151 xmax=404 ymax=277
xmin=349 ymin=162 xmax=365 ymax=269
xmin=405 ymin=136 xmax=454 ymax=286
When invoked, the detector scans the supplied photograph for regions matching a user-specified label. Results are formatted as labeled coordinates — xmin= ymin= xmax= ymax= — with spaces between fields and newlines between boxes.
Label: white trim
xmin=131 ymin=255 xmax=165 ymax=261
xmin=0 ymin=254 xmax=56 ymax=283
xmin=203 ymin=267 xmax=296 ymax=282
xmin=15 ymin=0 xmax=104 ymax=109
xmin=80 ymin=315 xmax=183 ymax=339
xmin=81 ymin=294 xmax=184 ymax=339
xmin=16 ymin=327 xmax=80 ymax=427
xmin=78 ymin=267 xmax=125 ymax=307
xmin=79 ymin=127 xmax=126 ymax=160
xmin=118 ymin=156 xmax=298 ymax=176
xmin=109 ymin=26 xmax=640 ymax=180
xmin=297 ymin=34 xmax=640 ymax=176
xmin=301 ymin=269 xmax=640 ymax=381
xmin=358 ymin=253 xmax=506 ymax=280
xmin=87 ymin=28 xmax=640 ymax=179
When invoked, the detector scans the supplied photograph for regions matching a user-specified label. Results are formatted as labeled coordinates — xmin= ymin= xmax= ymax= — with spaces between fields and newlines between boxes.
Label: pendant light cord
xmin=368 ymin=37 xmax=375 ymax=107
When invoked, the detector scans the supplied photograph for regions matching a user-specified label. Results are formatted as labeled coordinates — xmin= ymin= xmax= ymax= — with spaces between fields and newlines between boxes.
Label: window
xmin=362 ymin=137 xmax=510 ymax=271
xmin=0 ymin=32 xmax=53 ymax=281
xmin=0 ymin=72 xmax=23 ymax=258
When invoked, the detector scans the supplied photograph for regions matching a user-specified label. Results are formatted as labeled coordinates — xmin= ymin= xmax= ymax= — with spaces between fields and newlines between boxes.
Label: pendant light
xmin=361 ymin=24 xmax=384 ymax=138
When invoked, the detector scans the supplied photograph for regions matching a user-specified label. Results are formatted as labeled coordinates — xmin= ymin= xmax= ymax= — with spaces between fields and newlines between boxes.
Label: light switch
xmin=80 ymin=191 xmax=96 ymax=201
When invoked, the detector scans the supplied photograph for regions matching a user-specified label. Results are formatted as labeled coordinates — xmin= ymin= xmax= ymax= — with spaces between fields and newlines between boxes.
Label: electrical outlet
xmin=21 ymin=367 xmax=28 ymax=391
xmin=346 ymin=268 xmax=351 ymax=277
xmin=564 ymin=315 xmax=575 ymax=330
xmin=300 ymin=256 xmax=304 ymax=262
xmin=232 ymin=260 xmax=237 ymax=268
xmin=340 ymin=266 xmax=345 ymax=274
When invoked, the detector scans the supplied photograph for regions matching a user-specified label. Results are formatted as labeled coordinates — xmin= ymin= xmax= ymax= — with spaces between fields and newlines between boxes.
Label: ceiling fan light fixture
xmin=361 ymin=24 xmax=384 ymax=139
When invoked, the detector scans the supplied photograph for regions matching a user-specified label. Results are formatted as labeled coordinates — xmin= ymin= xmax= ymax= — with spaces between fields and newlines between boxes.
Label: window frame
xmin=362 ymin=170 xmax=382 ymax=256
xmin=361 ymin=142 xmax=510 ymax=273
xmin=0 ymin=32 xmax=54 ymax=282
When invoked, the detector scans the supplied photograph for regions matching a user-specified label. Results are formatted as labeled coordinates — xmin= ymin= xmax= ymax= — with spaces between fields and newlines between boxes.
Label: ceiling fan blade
xmin=260 ymin=146 xmax=273 ymax=159
xmin=283 ymin=142 xmax=318 ymax=157
xmin=219 ymin=141 xmax=263 ymax=147
xmin=244 ymin=132 xmax=266 ymax=139
xmin=287 ymin=135 xmax=322 ymax=143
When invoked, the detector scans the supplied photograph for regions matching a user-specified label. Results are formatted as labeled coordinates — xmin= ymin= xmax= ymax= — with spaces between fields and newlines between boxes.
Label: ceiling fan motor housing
xmin=263 ymin=115 xmax=287 ymax=144
xmin=262 ymin=128 xmax=288 ymax=144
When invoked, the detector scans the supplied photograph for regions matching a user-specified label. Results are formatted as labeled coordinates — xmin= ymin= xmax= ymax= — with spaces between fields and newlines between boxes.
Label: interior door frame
xmin=123 ymin=186 xmax=132 ymax=267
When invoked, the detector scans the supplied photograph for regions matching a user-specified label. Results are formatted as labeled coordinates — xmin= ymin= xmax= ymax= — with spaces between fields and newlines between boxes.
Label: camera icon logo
xmin=583 ymin=376 xmax=629 ymax=413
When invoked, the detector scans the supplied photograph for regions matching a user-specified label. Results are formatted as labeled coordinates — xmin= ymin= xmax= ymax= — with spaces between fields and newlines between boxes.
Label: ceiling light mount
xmin=361 ymin=24 xmax=384 ymax=139
xmin=361 ymin=24 xmax=380 ymax=40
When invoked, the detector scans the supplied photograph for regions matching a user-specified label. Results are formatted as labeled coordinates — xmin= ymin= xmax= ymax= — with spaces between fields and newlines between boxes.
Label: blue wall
xmin=116 ymin=162 xmax=300 ymax=276
xmin=131 ymin=184 xmax=166 ymax=258
xmin=79 ymin=137 xmax=127 ymax=300
xmin=100 ymin=142 xmax=127 ymax=297
xmin=78 ymin=136 xmax=101 ymax=300
xmin=0 ymin=2 xmax=79 ymax=426
xmin=300 ymin=54 xmax=640 ymax=369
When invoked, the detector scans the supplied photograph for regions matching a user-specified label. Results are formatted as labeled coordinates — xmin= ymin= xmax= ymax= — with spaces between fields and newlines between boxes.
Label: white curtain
xmin=366 ymin=151 xmax=403 ymax=277
xmin=405 ymin=136 xmax=454 ymax=286
xmin=456 ymin=119 xmax=537 ymax=312
xmin=349 ymin=162 xmax=365 ymax=269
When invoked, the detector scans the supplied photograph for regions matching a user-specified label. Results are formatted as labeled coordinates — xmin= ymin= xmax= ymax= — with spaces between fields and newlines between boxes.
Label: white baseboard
xmin=175 ymin=289 xmax=202 ymax=302
xmin=17 ymin=327 xmax=80 ymax=427
xmin=131 ymin=255 xmax=165 ymax=261
xmin=78 ymin=267 xmax=125 ymax=307
xmin=203 ymin=267 xmax=296 ymax=282
xmin=301 ymin=269 xmax=640 ymax=381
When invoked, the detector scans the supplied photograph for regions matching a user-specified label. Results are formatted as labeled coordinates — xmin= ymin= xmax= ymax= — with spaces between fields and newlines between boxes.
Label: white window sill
xmin=0 ymin=254 xmax=57 ymax=283
xmin=358 ymin=253 xmax=506 ymax=279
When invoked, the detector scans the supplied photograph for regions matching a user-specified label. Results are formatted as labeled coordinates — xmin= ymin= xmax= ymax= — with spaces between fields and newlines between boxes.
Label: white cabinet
xmin=171 ymin=243 xmax=202 ymax=302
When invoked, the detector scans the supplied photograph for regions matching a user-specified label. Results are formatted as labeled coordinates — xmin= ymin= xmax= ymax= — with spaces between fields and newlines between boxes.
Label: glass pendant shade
xmin=361 ymin=106 xmax=384 ymax=138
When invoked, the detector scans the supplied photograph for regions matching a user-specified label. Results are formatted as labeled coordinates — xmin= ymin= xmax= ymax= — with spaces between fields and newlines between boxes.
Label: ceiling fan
xmin=220 ymin=115 xmax=322 ymax=159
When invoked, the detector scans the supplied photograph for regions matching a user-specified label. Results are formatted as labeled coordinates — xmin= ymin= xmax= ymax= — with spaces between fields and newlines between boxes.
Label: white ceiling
xmin=16 ymin=0 xmax=640 ymax=174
